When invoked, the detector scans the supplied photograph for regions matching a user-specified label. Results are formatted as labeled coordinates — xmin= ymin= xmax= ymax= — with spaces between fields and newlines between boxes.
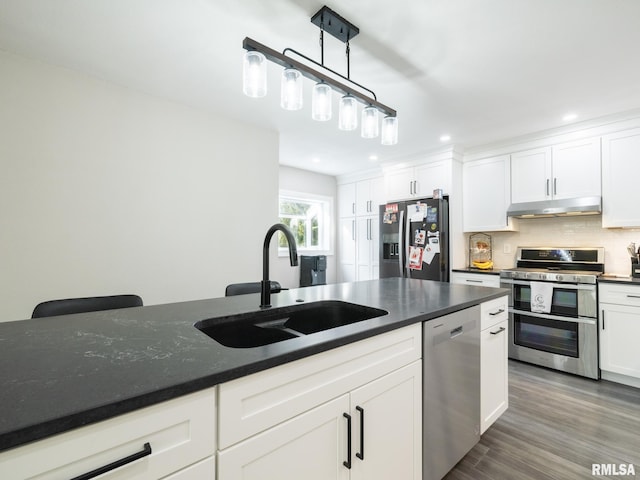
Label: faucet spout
xmin=261 ymin=223 xmax=298 ymax=308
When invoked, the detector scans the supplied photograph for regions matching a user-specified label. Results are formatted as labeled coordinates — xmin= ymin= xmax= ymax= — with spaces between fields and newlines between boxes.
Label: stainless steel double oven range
xmin=500 ymin=247 xmax=604 ymax=379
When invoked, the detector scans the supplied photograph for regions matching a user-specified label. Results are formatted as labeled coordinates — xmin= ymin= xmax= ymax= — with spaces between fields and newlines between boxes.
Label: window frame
xmin=278 ymin=190 xmax=334 ymax=256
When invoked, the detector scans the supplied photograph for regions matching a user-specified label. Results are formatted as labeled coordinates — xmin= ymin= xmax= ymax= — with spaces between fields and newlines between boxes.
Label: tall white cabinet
xmin=337 ymin=177 xmax=383 ymax=283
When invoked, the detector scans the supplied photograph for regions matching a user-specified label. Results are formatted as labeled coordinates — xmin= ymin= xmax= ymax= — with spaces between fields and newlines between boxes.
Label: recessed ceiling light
xmin=563 ymin=113 xmax=577 ymax=122
xmin=440 ymin=135 xmax=451 ymax=142
xmin=369 ymin=155 xmax=378 ymax=161
xmin=312 ymin=157 xmax=321 ymax=163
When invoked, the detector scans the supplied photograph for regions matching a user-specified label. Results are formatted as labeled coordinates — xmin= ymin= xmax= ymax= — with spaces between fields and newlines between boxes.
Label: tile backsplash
xmin=464 ymin=215 xmax=640 ymax=275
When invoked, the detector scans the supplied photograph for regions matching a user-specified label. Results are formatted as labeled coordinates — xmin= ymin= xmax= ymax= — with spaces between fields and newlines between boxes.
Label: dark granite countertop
xmin=0 ymin=278 xmax=507 ymax=453
xmin=598 ymin=275 xmax=640 ymax=284
xmin=452 ymin=268 xmax=501 ymax=275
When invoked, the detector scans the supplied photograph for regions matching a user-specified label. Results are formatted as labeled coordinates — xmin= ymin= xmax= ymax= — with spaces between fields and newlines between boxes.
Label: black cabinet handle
xmin=71 ymin=443 xmax=152 ymax=480
xmin=356 ymin=406 xmax=364 ymax=460
xmin=489 ymin=308 xmax=505 ymax=316
xmin=343 ymin=413 xmax=352 ymax=469
xmin=490 ymin=326 xmax=506 ymax=335
xmin=602 ymin=310 xmax=605 ymax=330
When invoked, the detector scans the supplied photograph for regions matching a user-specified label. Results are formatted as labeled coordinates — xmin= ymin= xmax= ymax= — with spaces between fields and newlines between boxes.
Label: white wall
xmin=463 ymin=216 xmax=640 ymax=275
xmin=272 ymin=166 xmax=337 ymax=288
xmin=0 ymin=51 xmax=279 ymax=321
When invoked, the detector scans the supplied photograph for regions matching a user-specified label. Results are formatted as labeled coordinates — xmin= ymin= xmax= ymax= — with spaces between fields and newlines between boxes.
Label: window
xmin=279 ymin=191 xmax=332 ymax=253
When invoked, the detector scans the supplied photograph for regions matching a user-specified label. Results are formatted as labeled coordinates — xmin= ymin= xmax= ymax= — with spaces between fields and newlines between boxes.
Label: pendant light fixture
xmin=242 ymin=50 xmax=267 ymax=98
xmin=281 ymin=68 xmax=303 ymax=110
xmin=338 ymin=94 xmax=358 ymax=131
xmin=361 ymin=106 xmax=379 ymax=138
xmin=381 ymin=115 xmax=399 ymax=145
xmin=242 ymin=5 xmax=397 ymax=144
xmin=312 ymin=82 xmax=332 ymax=121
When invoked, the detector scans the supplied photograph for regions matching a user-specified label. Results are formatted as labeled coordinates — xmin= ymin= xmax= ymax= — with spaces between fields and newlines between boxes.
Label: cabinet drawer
xmin=481 ymin=296 xmax=508 ymax=330
xmin=599 ymin=283 xmax=640 ymax=307
xmin=0 ymin=388 xmax=216 ymax=480
xmin=218 ymin=324 xmax=422 ymax=449
xmin=451 ymin=272 xmax=501 ymax=288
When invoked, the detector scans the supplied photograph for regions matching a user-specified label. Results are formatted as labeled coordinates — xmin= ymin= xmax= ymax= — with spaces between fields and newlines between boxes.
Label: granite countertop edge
xmin=0 ymin=278 xmax=508 ymax=453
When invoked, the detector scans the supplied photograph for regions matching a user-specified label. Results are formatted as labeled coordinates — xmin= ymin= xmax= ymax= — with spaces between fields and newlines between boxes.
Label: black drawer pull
xmin=356 ymin=406 xmax=365 ymax=460
xmin=343 ymin=413 xmax=352 ymax=469
xmin=490 ymin=326 xmax=506 ymax=335
xmin=489 ymin=308 xmax=505 ymax=316
xmin=71 ymin=442 xmax=152 ymax=480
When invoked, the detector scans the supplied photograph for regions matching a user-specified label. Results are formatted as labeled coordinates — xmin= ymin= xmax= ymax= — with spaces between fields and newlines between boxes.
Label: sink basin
xmin=194 ymin=300 xmax=388 ymax=348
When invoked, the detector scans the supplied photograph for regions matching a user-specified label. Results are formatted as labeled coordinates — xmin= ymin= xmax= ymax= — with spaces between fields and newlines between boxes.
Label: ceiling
xmin=2 ymin=0 xmax=640 ymax=176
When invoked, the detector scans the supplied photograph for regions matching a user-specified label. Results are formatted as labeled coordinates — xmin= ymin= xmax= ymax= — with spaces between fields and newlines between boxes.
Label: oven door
xmin=508 ymin=311 xmax=599 ymax=379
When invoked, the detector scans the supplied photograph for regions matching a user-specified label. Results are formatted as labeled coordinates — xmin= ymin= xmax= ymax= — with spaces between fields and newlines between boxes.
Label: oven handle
xmin=510 ymin=308 xmax=596 ymax=325
xmin=500 ymin=278 xmax=596 ymax=290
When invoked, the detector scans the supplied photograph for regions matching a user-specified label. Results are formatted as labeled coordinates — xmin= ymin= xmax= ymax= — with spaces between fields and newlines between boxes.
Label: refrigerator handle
xmin=398 ymin=210 xmax=404 ymax=276
xmin=404 ymin=209 xmax=411 ymax=278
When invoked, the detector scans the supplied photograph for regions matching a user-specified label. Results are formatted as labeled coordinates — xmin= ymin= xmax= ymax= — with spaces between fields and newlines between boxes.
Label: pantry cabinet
xmin=462 ymin=155 xmax=514 ymax=232
xmin=510 ymin=137 xmax=600 ymax=204
xmin=217 ymin=325 xmax=422 ymax=480
xmin=0 ymin=388 xmax=217 ymax=479
xmin=338 ymin=177 xmax=383 ymax=282
xmin=598 ymin=283 xmax=640 ymax=386
xmin=601 ymin=128 xmax=640 ymax=228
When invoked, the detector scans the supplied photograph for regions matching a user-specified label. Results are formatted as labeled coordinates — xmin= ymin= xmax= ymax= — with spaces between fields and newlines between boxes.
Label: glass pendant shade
xmin=280 ymin=68 xmax=303 ymax=110
xmin=381 ymin=116 xmax=399 ymax=145
xmin=361 ymin=106 xmax=379 ymax=138
xmin=312 ymin=82 xmax=332 ymax=121
xmin=338 ymin=95 xmax=358 ymax=131
xmin=242 ymin=51 xmax=267 ymax=98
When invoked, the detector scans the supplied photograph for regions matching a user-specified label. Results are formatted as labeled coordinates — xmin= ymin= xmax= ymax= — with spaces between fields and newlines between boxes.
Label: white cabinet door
xmin=481 ymin=319 xmax=508 ymax=434
xmin=338 ymin=217 xmax=356 ymax=282
xmin=600 ymin=303 xmax=640 ymax=378
xmin=462 ymin=155 xmax=512 ymax=232
xmin=355 ymin=177 xmax=384 ymax=216
xmin=350 ymin=362 xmax=422 ymax=480
xmin=218 ymin=395 xmax=351 ymax=480
xmin=510 ymin=147 xmax=552 ymax=203
xmin=338 ymin=183 xmax=357 ymax=218
xmin=602 ymin=128 xmax=640 ymax=227
xmin=551 ymin=137 xmax=601 ymax=200
xmin=356 ymin=216 xmax=379 ymax=281
xmin=385 ymin=168 xmax=414 ymax=200
xmin=415 ymin=160 xmax=451 ymax=197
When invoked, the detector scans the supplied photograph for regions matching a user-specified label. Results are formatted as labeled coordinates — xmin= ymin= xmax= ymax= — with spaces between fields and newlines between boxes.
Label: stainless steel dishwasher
xmin=423 ymin=305 xmax=480 ymax=480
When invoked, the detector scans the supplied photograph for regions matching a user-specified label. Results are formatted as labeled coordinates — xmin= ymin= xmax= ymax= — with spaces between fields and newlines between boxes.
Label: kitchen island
xmin=0 ymin=278 xmax=507 ymax=479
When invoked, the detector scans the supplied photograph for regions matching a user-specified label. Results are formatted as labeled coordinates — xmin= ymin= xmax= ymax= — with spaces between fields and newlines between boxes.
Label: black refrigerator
xmin=379 ymin=197 xmax=449 ymax=281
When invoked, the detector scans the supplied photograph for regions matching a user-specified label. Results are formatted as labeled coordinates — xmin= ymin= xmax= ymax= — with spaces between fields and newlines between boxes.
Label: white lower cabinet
xmin=599 ymin=283 xmax=640 ymax=386
xmin=217 ymin=325 xmax=422 ymax=480
xmin=480 ymin=296 xmax=509 ymax=434
xmin=0 ymin=388 xmax=216 ymax=479
xmin=451 ymin=271 xmax=501 ymax=288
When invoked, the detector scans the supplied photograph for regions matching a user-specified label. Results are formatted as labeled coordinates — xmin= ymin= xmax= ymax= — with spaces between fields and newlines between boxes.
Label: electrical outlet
xmin=503 ymin=243 xmax=512 ymax=254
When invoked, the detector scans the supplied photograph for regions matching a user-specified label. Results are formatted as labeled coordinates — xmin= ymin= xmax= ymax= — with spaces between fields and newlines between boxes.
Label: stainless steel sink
xmin=194 ymin=300 xmax=388 ymax=348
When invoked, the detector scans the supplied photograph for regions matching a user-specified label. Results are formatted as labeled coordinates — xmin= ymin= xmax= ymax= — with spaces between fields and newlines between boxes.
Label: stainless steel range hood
xmin=506 ymin=196 xmax=602 ymax=218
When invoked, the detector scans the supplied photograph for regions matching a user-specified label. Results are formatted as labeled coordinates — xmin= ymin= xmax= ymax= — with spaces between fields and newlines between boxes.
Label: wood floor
xmin=444 ymin=360 xmax=640 ymax=480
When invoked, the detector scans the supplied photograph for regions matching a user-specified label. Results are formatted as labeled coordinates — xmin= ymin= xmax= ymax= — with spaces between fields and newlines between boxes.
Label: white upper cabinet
xmin=510 ymin=147 xmax=552 ymax=203
xmin=602 ymin=128 xmax=640 ymax=228
xmin=462 ymin=155 xmax=514 ymax=232
xmin=338 ymin=183 xmax=357 ymax=218
xmin=355 ymin=177 xmax=384 ymax=216
xmin=550 ymin=137 xmax=601 ymax=199
xmin=510 ymin=137 xmax=601 ymax=204
xmin=385 ymin=161 xmax=451 ymax=201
